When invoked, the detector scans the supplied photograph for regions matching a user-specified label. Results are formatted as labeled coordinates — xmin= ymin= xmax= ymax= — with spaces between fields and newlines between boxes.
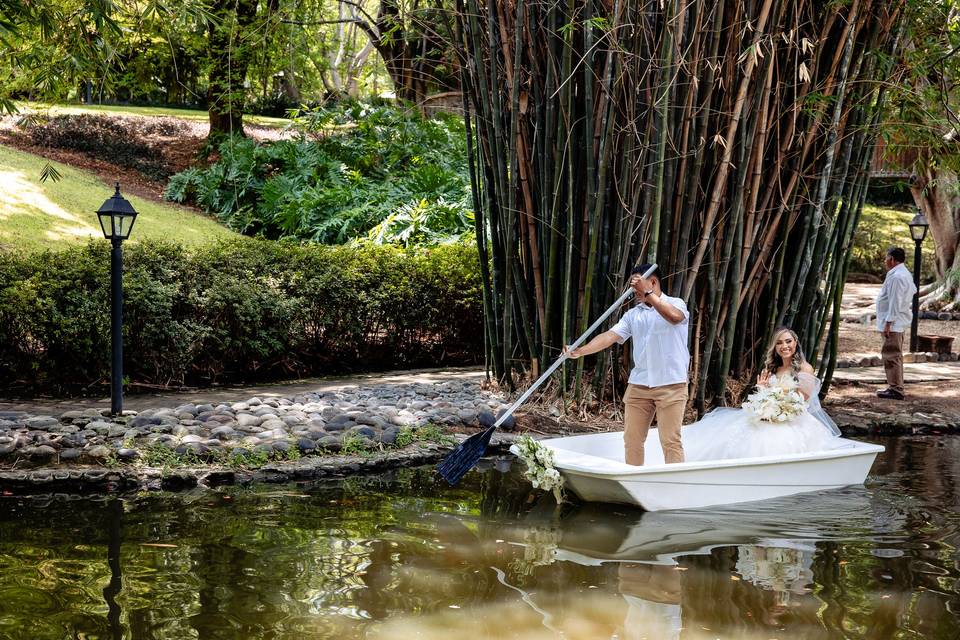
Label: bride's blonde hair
xmin=764 ymin=326 xmax=807 ymax=375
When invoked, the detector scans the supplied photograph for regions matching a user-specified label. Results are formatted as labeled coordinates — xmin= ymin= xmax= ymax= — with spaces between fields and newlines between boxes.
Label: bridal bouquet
xmin=743 ymin=375 xmax=807 ymax=424
xmin=514 ymin=435 xmax=565 ymax=502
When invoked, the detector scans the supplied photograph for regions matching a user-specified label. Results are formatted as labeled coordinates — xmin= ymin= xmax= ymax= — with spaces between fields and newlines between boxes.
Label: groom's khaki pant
xmin=881 ymin=331 xmax=905 ymax=395
xmin=623 ymin=382 xmax=687 ymax=465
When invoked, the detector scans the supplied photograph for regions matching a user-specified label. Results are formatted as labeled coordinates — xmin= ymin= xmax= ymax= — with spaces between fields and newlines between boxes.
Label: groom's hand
xmin=629 ymin=275 xmax=654 ymax=296
xmin=563 ymin=345 xmax=581 ymax=359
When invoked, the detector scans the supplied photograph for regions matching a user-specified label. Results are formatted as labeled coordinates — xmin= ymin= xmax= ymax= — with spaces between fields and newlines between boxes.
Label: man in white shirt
xmin=875 ymin=247 xmax=917 ymax=400
xmin=565 ymin=264 xmax=690 ymax=465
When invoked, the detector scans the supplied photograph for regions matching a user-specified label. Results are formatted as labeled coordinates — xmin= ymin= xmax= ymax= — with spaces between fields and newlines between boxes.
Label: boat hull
xmin=512 ymin=430 xmax=884 ymax=511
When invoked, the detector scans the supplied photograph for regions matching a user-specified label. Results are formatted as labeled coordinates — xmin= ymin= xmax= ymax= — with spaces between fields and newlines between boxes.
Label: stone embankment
xmin=2 ymin=375 xmax=958 ymax=494
xmin=0 ymin=381 xmax=515 ymax=493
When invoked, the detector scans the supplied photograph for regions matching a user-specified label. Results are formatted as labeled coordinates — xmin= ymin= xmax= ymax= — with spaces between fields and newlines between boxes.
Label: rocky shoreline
xmin=2 ymin=379 xmax=958 ymax=494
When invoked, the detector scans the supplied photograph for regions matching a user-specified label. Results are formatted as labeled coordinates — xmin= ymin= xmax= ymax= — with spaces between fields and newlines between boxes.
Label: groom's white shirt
xmin=876 ymin=262 xmax=916 ymax=333
xmin=610 ymin=294 xmax=691 ymax=387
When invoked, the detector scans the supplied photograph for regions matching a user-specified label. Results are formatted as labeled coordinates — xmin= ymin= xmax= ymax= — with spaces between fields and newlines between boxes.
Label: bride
xmin=682 ymin=327 xmax=841 ymax=462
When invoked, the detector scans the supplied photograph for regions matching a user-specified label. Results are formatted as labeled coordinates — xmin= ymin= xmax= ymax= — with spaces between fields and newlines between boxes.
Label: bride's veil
xmin=798 ymin=372 xmax=841 ymax=437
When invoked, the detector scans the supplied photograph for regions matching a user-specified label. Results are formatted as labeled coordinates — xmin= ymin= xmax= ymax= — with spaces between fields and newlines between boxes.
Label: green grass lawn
xmin=0 ymin=145 xmax=236 ymax=252
xmin=15 ymin=101 xmax=289 ymax=129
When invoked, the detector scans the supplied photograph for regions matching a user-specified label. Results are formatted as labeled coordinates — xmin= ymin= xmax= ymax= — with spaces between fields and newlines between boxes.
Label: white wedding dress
xmin=682 ymin=372 xmax=841 ymax=462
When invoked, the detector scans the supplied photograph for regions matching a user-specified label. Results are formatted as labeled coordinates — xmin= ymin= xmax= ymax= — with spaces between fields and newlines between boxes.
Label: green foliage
xmin=142 ymin=443 xmax=204 ymax=469
xmin=395 ymin=424 xmax=453 ymax=447
xmin=849 ymin=204 xmax=936 ymax=280
xmin=0 ymin=238 xmax=483 ymax=394
xmin=164 ymin=102 xmax=473 ymax=244
xmin=340 ymin=434 xmax=376 ymax=456
xmin=226 ymin=448 xmax=271 ymax=469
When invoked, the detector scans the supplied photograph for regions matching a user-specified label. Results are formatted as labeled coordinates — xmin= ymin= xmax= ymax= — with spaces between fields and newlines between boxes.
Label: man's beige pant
xmin=881 ymin=331 xmax=905 ymax=394
xmin=623 ymin=382 xmax=687 ymax=465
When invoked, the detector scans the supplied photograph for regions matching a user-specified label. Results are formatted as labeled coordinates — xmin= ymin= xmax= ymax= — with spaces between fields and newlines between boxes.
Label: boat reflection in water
xmin=512 ymin=486 xmax=903 ymax=639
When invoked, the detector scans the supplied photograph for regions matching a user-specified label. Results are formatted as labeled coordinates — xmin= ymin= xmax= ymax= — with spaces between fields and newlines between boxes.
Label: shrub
xmin=164 ymin=102 xmax=473 ymax=244
xmin=0 ymin=238 xmax=483 ymax=394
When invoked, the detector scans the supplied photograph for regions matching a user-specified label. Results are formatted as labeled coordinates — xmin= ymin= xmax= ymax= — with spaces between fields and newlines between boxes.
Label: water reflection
xmin=0 ymin=436 xmax=957 ymax=639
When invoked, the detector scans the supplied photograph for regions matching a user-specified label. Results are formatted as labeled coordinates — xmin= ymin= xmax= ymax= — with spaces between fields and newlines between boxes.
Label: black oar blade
xmin=437 ymin=426 xmax=496 ymax=485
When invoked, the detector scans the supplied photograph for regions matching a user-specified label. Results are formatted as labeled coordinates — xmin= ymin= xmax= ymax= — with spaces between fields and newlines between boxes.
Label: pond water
xmin=0 ymin=435 xmax=958 ymax=640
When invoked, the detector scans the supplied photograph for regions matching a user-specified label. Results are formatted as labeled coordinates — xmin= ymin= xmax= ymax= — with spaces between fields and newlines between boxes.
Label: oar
xmin=437 ymin=263 xmax=659 ymax=485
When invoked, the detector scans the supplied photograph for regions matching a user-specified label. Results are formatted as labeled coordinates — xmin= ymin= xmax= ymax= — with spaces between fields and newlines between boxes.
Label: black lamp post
xmin=908 ymin=207 xmax=929 ymax=353
xmin=97 ymin=184 xmax=138 ymax=415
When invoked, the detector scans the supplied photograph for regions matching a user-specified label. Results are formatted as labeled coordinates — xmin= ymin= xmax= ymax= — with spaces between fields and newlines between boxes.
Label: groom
xmin=565 ymin=264 xmax=690 ymax=465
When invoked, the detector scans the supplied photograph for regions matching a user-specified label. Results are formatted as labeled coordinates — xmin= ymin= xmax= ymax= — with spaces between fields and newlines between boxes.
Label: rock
xmin=457 ymin=409 xmax=478 ymax=424
xmin=938 ymin=312 xmax=953 ymax=321
xmin=117 ymin=448 xmax=140 ymax=461
xmin=60 ymin=434 xmax=86 ymax=448
xmin=51 ymin=424 xmax=81 ymax=434
xmin=21 ymin=445 xmax=57 ymax=460
xmin=356 ymin=415 xmax=389 ymax=429
xmin=60 ymin=411 xmax=84 ymax=421
xmin=347 ymin=425 xmax=377 ymax=439
xmin=210 ymin=426 xmax=237 ymax=440
xmin=297 ymin=438 xmax=317 ymax=453
xmin=379 ymin=428 xmax=399 ymax=446
xmin=478 ymin=411 xmax=496 ymax=427
xmin=260 ymin=419 xmax=287 ymax=432
xmin=107 ymin=425 xmax=127 ymax=438
xmin=496 ymin=409 xmax=516 ymax=431
xmin=326 ymin=413 xmax=353 ymax=427
xmin=318 ymin=435 xmax=342 ymax=452
xmin=195 ymin=404 xmax=215 ymax=414
xmin=130 ymin=415 xmax=162 ymax=428
xmin=84 ymin=445 xmax=113 ymax=462
xmin=59 ymin=448 xmax=82 ymax=461
xmin=236 ymin=414 xmax=263 ymax=428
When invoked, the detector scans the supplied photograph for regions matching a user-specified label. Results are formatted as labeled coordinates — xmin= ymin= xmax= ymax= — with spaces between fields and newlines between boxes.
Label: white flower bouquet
xmin=743 ymin=375 xmax=807 ymax=424
xmin=514 ymin=435 xmax=565 ymax=502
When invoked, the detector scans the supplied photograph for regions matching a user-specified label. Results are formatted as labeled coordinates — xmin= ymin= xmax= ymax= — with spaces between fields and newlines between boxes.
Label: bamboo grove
xmin=454 ymin=0 xmax=906 ymax=410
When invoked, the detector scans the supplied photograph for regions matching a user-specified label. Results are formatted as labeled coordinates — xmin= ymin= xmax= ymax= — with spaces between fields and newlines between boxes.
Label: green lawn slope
xmin=0 ymin=145 xmax=236 ymax=252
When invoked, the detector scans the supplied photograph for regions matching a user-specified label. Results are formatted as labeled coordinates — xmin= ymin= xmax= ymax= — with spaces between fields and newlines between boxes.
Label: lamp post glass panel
xmin=908 ymin=208 xmax=929 ymax=353
xmin=97 ymin=183 xmax=138 ymax=415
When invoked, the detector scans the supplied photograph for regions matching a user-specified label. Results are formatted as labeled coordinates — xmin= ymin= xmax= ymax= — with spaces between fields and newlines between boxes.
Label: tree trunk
xmin=207 ymin=0 xmax=259 ymax=139
xmin=911 ymin=168 xmax=960 ymax=279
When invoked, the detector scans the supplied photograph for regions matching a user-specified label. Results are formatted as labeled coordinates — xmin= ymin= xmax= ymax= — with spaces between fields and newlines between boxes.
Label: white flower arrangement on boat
xmin=514 ymin=435 xmax=565 ymax=502
xmin=743 ymin=374 xmax=807 ymax=424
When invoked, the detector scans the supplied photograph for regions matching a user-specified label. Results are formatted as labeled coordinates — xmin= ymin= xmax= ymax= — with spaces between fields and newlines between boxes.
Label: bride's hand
xmin=757 ymin=370 xmax=771 ymax=387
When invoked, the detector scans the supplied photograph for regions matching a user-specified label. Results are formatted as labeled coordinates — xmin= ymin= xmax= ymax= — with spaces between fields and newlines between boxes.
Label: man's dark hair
xmin=886 ymin=247 xmax=906 ymax=263
xmin=631 ymin=263 xmax=662 ymax=280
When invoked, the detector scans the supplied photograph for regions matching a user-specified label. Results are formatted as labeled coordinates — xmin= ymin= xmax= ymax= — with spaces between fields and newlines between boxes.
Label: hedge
xmin=0 ymin=239 xmax=484 ymax=395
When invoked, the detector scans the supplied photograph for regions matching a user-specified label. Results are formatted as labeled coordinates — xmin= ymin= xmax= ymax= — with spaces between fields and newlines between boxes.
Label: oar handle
xmin=493 ymin=263 xmax=657 ymax=429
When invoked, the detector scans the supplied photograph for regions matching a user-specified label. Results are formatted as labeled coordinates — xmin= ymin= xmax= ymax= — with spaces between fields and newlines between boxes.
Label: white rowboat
xmin=511 ymin=430 xmax=884 ymax=511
